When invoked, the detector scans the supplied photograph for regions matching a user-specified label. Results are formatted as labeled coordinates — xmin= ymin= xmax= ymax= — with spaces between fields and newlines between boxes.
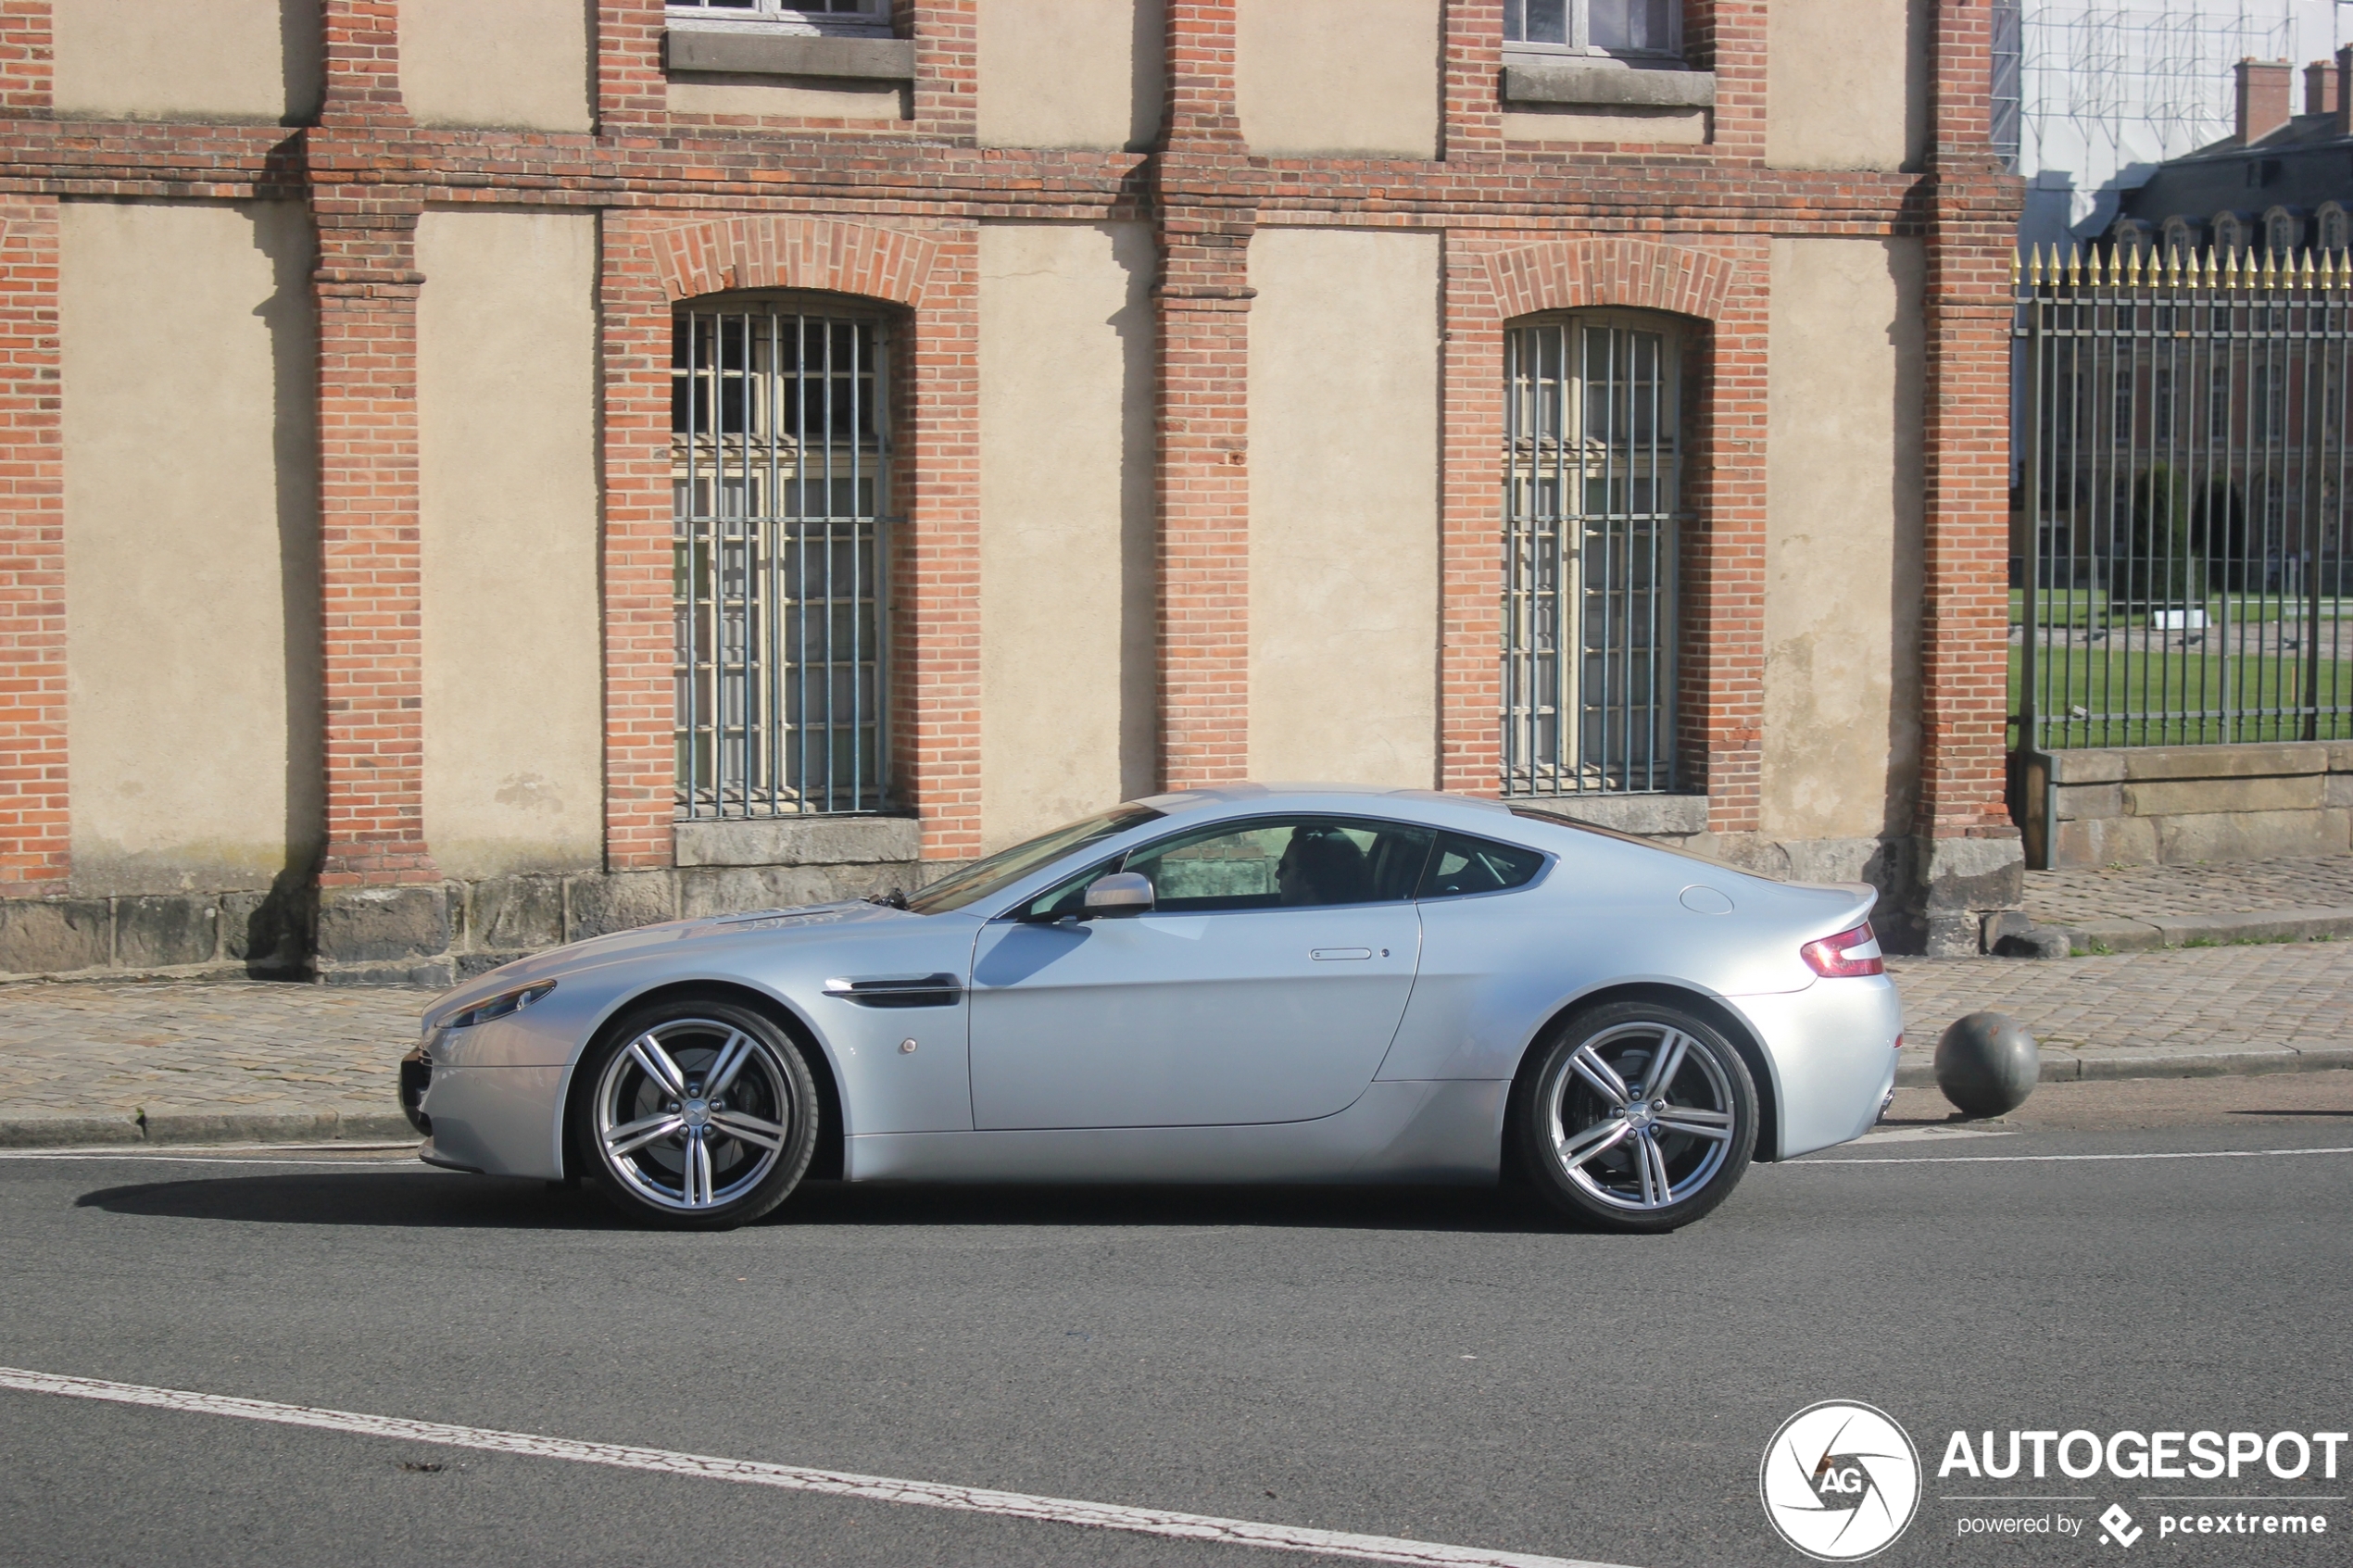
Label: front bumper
xmin=412 ymin=1061 xmax=571 ymax=1180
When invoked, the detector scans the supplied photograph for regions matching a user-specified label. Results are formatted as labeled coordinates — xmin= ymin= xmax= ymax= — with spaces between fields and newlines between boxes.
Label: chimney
xmin=2307 ymin=58 xmax=2337 ymax=117
xmin=2235 ymin=56 xmax=2293 ymax=144
xmin=2340 ymin=46 xmax=2353 ymax=135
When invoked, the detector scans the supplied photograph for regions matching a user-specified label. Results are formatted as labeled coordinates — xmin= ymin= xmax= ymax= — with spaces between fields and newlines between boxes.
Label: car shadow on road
xmin=74 ymin=1171 xmax=1615 ymax=1235
xmin=75 ymin=1171 xmax=627 ymax=1230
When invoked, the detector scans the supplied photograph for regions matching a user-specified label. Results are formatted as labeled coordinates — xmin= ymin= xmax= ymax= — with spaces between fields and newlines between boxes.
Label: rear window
xmin=1417 ymin=833 xmax=1547 ymax=899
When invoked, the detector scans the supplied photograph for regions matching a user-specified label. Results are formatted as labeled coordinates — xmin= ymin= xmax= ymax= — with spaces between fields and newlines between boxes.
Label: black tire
xmin=574 ymin=997 xmax=818 ymax=1230
xmin=1514 ymin=999 xmax=1758 ymax=1233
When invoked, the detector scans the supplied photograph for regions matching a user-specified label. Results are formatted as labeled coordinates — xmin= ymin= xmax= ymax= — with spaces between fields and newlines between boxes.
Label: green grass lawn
xmin=2010 ymin=646 xmax=2353 ymax=747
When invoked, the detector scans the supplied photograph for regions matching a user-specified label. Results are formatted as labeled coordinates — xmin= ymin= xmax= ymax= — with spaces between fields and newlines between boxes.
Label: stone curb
xmin=1894 ymin=1045 xmax=2353 ymax=1089
xmin=0 ymin=1108 xmax=415 ymax=1148
xmin=2051 ymin=905 xmax=2353 ymax=955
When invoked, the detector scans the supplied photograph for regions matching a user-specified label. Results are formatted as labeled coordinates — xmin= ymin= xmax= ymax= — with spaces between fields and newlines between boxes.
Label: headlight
xmin=445 ymin=981 xmax=556 ymax=1031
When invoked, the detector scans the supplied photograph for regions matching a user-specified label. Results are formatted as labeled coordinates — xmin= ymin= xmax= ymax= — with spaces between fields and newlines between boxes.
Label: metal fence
xmin=2015 ymin=245 xmax=2353 ymax=753
xmin=673 ymin=302 xmax=888 ymax=818
xmin=1501 ymin=316 xmax=1680 ymax=797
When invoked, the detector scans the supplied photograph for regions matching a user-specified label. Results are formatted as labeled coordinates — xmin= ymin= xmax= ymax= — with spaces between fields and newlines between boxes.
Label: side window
xmin=1116 ymin=818 xmax=1435 ymax=913
xmin=1418 ymin=833 xmax=1548 ymax=900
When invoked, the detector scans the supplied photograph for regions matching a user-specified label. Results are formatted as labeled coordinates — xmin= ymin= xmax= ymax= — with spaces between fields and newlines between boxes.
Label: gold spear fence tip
xmin=2066 ymin=245 xmax=2082 ymax=286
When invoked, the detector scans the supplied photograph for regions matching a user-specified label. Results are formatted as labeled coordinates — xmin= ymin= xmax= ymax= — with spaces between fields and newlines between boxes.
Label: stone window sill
xmin=1501 ymin=54 xmax=1716 ymax=110
xmin=1521 ymin=793 xmax=1709 ymax=837
xmin=663 ymin=29 xmax=914 ymax=84
xmin=674 ymin=815 xmax=922 ymax=869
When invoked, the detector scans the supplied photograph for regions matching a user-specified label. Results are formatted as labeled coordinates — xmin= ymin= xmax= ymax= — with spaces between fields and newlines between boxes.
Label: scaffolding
xmin=2013 ymin=3 xmax=2297 ymax=228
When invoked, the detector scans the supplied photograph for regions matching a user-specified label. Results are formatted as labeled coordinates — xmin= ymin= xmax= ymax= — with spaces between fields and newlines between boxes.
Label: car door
xmin=967 ymin=815 xmax=1432 ymax=1129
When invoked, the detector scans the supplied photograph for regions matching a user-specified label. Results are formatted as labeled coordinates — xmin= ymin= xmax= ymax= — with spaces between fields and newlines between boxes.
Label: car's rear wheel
xmin=576 ymin=997 xmax=817 ymax=1230
xmin=1516 ymin=1000 xmax=1757 ymax=1233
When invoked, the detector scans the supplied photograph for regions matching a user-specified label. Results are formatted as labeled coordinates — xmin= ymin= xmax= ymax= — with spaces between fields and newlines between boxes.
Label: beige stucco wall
xmin=1237 ymin=0 xmax=1438 ymax=158
xmin=53 ymin=0 xmax=321 ymax=122
xmin=416 ymin=210 xmax=602 ymax=880
xmin=1248 ymin=229 xmax=1440 ymax=786
xmin=1760 ymin=236 xmax=1927 ymax=844
xmin=1765 ymin=0 xmax=1929 ymax=171
xmin=979 ymin=0 xmax=1164 ymax=151
xmin=399 ymin=0 xmax=591 ymax=132
xmin=977 ymin=222 xmax=1157 ymax=851
xmin=61 ymin=200 xmax=320 ymax=895
xmin=1504 ymin=107 xmax=1707 ymax=145
xmin=667 ymin=78 xmax=909 ymax=121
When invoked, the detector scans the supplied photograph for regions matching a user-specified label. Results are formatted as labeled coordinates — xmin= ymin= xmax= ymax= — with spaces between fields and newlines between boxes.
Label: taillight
xmin=1802 ymin=921 xmax=1885 ymax=978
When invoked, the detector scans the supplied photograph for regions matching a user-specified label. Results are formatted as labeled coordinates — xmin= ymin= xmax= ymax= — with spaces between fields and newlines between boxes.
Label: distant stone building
xmin=0 ymin=0 xmax=2024 ymax=980
xmin=2112 ymin=54 xmax=2353 ymax=261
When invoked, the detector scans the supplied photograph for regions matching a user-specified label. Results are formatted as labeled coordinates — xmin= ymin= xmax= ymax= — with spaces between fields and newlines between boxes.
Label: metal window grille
xmin=2017 ymin=247 xmax=2353 ymax=754
xmin=1502 ymin=316 xmax=1680 ymax=796
xmin=673 ymin=302 xmax=888 ymax=818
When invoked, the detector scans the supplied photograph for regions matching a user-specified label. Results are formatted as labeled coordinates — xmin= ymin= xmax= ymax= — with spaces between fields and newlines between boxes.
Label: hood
xmin=427 ymin=899 xmax=920 ymax=1018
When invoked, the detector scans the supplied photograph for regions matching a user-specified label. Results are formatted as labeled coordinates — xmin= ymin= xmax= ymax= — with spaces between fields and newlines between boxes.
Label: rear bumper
xmin=1729 ymin=978 xmax=1904 ymax=1159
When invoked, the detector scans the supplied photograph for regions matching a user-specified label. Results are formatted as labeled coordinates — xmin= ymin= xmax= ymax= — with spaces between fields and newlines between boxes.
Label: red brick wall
xmin=0 ymin=0 xmax=2021 ymax=903
xmin=313 ymin=1 xmax=438 ymax=887
xmin=0 ymin=193 xmax=62 ymax=891
xmin=1918 ymin=0 xmax=2028 ymax=843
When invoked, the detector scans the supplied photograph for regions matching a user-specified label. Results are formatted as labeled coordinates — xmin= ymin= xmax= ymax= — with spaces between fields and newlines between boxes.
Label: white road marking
xmin=1790 ymin=1144 xmax=2353 ymax=1166
xmin=0 ymin=1366 xmax=1632 ymax=1568
xmin=1849 ymin=1125 xmax=2019 ymax=1145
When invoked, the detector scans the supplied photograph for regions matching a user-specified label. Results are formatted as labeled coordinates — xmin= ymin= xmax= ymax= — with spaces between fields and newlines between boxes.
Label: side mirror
xmin=1081 ymin=872 xmax=1154 ymax=918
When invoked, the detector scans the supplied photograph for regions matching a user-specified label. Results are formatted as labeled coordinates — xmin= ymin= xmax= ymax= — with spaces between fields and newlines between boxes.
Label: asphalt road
xmin=1 ymin=1088 xmax=2348 ymax=1568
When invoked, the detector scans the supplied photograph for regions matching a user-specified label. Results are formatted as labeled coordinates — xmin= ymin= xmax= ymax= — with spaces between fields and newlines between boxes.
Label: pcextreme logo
xmin=1760 ymin=1400 xmax=1924 ymax=1562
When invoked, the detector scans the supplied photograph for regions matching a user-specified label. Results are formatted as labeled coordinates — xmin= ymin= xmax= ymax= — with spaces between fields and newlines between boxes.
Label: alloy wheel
xmin=592 ymin=1017 xmax=793 ymax=1212
xmin=1544 ymin=1021 xmax=1739 ymax=1212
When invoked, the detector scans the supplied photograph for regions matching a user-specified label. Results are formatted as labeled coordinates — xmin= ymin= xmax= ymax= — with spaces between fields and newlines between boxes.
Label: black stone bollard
xmin=1934 ymin=1010 xmax=2039 ymax=1118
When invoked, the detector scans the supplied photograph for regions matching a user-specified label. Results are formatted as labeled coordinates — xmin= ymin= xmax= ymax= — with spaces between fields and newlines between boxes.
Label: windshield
xmin=905 ymin=805 xmax=1166 ymax=915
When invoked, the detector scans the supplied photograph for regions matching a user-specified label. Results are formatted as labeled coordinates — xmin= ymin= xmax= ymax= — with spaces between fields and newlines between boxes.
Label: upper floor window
xmin=666 ymin=0 xmax=890 ymax=37
xmin=2262 ymin=207 xmax=2304 ymax=260
xmin=2319 ymin=203 xmax=2351 ymax=255
xmin=1506 ymin=0 xmax=1680 ymax=58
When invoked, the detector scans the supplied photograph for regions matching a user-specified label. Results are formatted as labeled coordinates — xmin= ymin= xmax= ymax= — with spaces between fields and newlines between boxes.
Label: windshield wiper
xmin=864 ymin=887 xmax=910 ymax=910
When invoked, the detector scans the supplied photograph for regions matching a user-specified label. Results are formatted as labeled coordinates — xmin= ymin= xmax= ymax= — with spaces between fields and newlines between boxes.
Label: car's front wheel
xmin=1515 ymin=1000 xmax=1758 ymax=1233
xmin=575 ymin=997 xmax=818 ymax=1229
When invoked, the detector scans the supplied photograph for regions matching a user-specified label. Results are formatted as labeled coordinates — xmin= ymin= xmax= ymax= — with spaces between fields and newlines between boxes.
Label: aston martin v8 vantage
xmin=401 ymin=785 xmax=1902 ymax=1232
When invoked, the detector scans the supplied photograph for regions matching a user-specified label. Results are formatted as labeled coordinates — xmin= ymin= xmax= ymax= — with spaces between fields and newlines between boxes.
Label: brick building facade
xmin=0 ymin=0 xmax=2023 ymax=982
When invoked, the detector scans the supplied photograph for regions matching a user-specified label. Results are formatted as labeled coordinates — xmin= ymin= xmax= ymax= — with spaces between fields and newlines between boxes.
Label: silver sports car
xmin=400 ymin=785 xmax=1901 ymax=1233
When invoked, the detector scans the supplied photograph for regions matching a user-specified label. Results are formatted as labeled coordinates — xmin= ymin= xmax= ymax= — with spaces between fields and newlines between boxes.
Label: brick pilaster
xmin=312 ymin=2 xmax=434 ymax=889
xmin=1438 ymin=232 xmax=1504 ymax=794
xmin=0 ymin=0 xmax=52 ymax=117
xmin=905 ymin=1 xmax=975 ymax=144
xmin=596 ymin=0 xmax=665 ymax=132
xmin=1153 ymin=0 xmax=1254 ymax=789
xmin=890 ymin=228 xmax=982 ymax=859
xmin=598 ymin=213 xmax=674 ymax=872
xmin=1441 ymin=0 xmax=1504 ymax=163
xmin=1917 ymin=0 xmax=2025 ymax=844
xmin=0 ymin=194 xmax=64 ymax=891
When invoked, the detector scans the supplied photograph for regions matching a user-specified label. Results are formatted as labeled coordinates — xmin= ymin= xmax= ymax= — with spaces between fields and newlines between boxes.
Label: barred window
xmin=673 ymin=299 xmax=888 ymax=818
xmin=1502 ymin=314 xmax=1681 ymax=797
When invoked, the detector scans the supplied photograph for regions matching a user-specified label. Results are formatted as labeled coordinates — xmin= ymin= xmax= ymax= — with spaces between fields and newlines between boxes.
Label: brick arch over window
xmin=1484 ymin=239 xmax=1736 ymax=323
xmin=656 ymin=217 xmax=943 ymax=307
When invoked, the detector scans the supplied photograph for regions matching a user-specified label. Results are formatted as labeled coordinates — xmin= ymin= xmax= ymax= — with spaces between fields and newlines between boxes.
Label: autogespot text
xmin=1939 ymin=1428 xmax=2348 ymax=1481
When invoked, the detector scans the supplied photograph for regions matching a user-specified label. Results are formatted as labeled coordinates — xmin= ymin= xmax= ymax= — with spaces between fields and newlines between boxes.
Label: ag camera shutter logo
xmin=1760 ymin=1400 xmax=1923 ymax=1561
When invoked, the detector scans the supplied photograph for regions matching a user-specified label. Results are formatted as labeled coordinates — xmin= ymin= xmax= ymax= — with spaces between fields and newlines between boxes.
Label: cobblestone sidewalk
xmin=2024 ymin=853 xmax=2353 ymax=927
xmin=0 ymin=981 xmax=424 ymax=1144
xmin=3 ymin=938 xmax=2351 ymax=1144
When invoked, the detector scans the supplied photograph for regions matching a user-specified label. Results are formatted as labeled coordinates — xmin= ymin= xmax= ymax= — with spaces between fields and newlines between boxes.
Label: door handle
xmin=1310 ymin=947 xmax=1375 ymax=961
